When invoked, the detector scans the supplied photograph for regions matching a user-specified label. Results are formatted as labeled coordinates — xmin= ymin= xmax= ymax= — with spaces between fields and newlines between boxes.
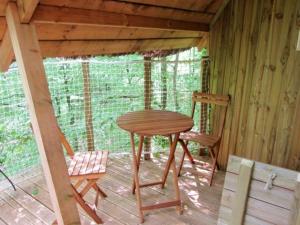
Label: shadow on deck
xmin=0 ymin=153 xmax=224 ymax=225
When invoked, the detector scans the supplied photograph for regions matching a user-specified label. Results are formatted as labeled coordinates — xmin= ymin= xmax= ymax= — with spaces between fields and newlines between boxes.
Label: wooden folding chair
xmin=177 ymin=91 xmax=230 ymax=186
xmin=58 ymin=127 xmax=109 ymax=224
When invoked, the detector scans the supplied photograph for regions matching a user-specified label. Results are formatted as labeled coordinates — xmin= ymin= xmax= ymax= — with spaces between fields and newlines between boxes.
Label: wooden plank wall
xmin=209 ymin=0 xmax=300 ymax=169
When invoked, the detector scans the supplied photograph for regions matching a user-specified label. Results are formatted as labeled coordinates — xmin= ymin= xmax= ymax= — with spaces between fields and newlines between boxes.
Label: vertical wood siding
xmin=210 ymin=0 xmax=300 ymax=169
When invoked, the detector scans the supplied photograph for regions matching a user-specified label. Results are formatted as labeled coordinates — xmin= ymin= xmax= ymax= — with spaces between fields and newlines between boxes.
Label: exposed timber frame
xmin=5 ymin=2 xmax=81 ymax=224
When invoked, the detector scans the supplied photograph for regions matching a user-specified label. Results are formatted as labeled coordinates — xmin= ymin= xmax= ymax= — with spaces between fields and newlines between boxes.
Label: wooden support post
xmin=199 ymin=56 xmax=210 ymax=156
xmin=231 ymin=159 xmax=254 ymax=225
xmin=0 ymin=30 xmax=14 ymax=72
xmin=16 ymin=0 xmax=39 ymax=23
xmin=5 ymin=3 xmax=81 ymax=224
xmin=144 ymin=56 xmax=152 ymax=160
xmin=82 ymin=59 xmax=95 ymax=151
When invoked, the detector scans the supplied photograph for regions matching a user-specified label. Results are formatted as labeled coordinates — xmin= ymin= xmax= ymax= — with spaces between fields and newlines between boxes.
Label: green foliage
xmin=0 ymin=48 xmax=206 ymax=180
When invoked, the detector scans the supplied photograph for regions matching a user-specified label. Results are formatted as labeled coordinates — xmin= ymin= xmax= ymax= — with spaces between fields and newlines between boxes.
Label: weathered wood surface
xmin=117 ymin=110 xmax=194 ymax=136
xmin=143 ymin=57 xmax=152 ymax=159
xmin=0 ymin=153 xmax=225 ymax=225
xmin=5 ymin=2 xmax=81 ymax=224
xmin=210 ymin=0 xmax=300 ymax=169
xmin=218 ymin=155 xmax=300 ymax=225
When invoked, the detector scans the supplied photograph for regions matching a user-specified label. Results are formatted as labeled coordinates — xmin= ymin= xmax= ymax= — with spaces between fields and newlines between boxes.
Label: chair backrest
xmin=29 ymin=123 xmax=75 ymax=158
xmin=57 ymin=126 xmax=75 ymax=158
xmin=191 ymin=91 xmax=230 ymax=138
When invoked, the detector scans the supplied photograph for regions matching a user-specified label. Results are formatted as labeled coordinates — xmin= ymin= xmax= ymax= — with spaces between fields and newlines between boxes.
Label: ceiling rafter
xmin=31 ymin=5 xmax=209 ymax=32
xmin=39 ymin=0 xmax=214 ymax=23
xmin=16 ymin=0 xmax=39 ymax=23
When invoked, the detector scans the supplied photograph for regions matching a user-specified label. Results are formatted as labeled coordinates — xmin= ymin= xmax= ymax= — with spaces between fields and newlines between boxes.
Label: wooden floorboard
xmin=0 ymin=153 xmax=224 ymax=225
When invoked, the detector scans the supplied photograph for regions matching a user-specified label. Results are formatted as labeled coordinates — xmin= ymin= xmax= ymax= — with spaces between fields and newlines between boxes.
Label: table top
xmin=117 ymin=110 xmax=194 ymax=136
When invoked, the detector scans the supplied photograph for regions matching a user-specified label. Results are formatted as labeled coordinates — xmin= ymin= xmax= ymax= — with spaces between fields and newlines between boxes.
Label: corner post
xmin=5 ymin=3 xmax=81 ymax=224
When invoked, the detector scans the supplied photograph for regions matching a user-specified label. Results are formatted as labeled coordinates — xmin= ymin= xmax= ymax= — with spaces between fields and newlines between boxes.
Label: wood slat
xmin=231 ymin=159 xmax=254 ymax=225
xmin=0 ymin=193 xmax=43 ymax=225
xmin=92 ymin=151 xmax=103 ymax=174
xmin=218 ymin=206 xmax=273 ymax=225
xmin=39 ymin=0 xmax=213 ymax=23
xmin=99 ymin=150 xmax=108 ymax=173
xmin=85 ymin=151 xmax=97 ymax=174
xmin=222 ymin=189 xmax=290 ymax=225
xmin=0 ymin=0 xmax=9 ymax=16
xmin=34 ymin=23 xmax=205 ymax=40
xmin=32 ymin=5 xmax=209 ymax=32
xmin=224 ymin=172 xmax=294 ymax=210
xmin=38 ymin=38 xmax=202 ymax=58
xmin=79 ymin=152 xmax=92 ymax=175
xmin=71 ymin=152 xmax=85 ymax=176
xmin=0 ymin=29 xmax=14 ymax=72
xmin=4 ymin=187 xmax=55 ymax=224
xmin=180 ymin=131 xmax=219 ymax=147
xmin=227 ymin=155 xmax=299 ymax=190
xmin=0 ymin=17 xmax=6 ymax=39
xmin=118 ymin=0 xmax=222 ymax=13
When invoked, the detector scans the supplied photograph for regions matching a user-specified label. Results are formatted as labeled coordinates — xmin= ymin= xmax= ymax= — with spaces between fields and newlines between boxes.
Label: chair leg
xmin=71 ymin=185 xmax=103 ymax=224
xmin=179 ymin=139 xmax=194 ymax=164
xmin=177 ymin=139 xmax=194 ymax=177
xmin=177 ymin=151 xmax=186 ymax=177
xmin=208 ymin=146 xmax=220 ymax=170
xmin=93 ymin=183 xmax=107 ymax=198
xmin=208 ymin=145 xmax=220 ymax=186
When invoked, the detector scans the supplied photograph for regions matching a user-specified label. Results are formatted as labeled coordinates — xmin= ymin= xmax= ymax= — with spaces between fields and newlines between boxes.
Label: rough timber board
xmin=218 ymin=155 xmax=300 ymax=225
xmin=6 ymin=2 xmax=80 ymax=224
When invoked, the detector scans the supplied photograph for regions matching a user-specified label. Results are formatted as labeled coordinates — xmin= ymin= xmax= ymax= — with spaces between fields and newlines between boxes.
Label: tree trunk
xmin=144 ymin=56 xmax=152 ymax=160
xmin=82 ymin=59 xmax=95 ymax=151
xmin=161 ymin=56 xmax=167 ymax=110
xmin=173 ymin=53 xmax=179 ymax=111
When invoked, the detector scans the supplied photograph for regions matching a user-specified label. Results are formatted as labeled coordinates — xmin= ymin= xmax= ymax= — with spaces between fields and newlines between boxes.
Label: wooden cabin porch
xmin=0 ymin=153 xmax=224 ymax=225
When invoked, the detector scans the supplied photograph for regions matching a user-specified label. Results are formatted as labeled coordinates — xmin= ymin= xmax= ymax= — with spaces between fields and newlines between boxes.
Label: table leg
xmin=161 ymin=133 xmax=179 ymax=188
xmin=170 ymin=149 xmax=183 ymax=214
xmin=130 ymin=132 xmax=144 ymax=223
xmin=132 ymin=135 xmax=144 ymax=194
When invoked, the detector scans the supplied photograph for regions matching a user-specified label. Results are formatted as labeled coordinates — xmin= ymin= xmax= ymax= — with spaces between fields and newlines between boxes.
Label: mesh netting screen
xmin=0 ymin=49 xmax=204 ymax=180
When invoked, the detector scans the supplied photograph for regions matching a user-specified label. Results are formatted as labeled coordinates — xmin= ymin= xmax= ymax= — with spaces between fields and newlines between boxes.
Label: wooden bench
xmin=218 ymin=155 xmax=300 ymax=225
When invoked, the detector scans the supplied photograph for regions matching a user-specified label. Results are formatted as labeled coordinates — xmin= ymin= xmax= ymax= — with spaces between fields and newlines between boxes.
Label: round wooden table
xmin=117 ymin=110 xmax=193 ymax=223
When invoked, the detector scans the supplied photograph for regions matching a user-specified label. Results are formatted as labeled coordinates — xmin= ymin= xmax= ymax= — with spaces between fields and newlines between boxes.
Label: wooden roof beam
xmin=39 ymin=38 xmax=203 ymax=58
xmin=32 ymin=5 xmax=209 ymax=32
xmin=39 ymin=0 xmax=213 ymax=23
xmin=117 ymin=0 xmax=223 ymax=13
xmin=34 ymin=23 xmax=206 ymax=41
xmin=0 ymin=29 xmax=14 ymax=72
xmin=17 ymin=0 xmax=40 ymax=23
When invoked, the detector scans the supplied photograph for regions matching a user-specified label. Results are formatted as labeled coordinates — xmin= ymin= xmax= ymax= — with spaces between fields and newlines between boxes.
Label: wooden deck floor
xmin=0 ymin=153 xmax=224 ymax=225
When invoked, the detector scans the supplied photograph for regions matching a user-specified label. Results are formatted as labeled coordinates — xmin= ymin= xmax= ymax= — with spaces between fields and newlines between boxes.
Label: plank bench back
xmin=218 ymin=155 xmax=300 ymax=225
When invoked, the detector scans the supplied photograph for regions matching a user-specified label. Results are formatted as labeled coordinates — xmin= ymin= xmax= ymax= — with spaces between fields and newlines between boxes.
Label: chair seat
xmin=68 ymin=150 xmax=108 ymax=178
xmin=179 ymin=131 xmax=220 ymax=147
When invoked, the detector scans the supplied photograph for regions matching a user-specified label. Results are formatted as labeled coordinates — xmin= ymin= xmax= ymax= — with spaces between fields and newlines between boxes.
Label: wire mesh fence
xmin=0 ymin=49 xmax=204 ymax=180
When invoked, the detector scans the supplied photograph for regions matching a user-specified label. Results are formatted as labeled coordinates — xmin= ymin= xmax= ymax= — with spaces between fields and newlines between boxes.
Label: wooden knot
xmin=275 ymin=13 xmax=283 ymax=19
xmin=269 ymin=64 xmax=276 ymax=71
